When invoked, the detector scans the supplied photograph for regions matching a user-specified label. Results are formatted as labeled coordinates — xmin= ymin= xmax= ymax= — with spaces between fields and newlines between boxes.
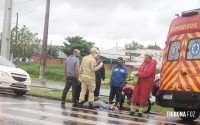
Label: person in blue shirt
xmin=109 ymin=57 xmax=128 ymax=107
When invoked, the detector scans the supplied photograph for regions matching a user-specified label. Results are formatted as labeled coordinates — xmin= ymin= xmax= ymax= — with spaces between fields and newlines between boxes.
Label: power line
xmin=18 ymin=0 xmax=44 ymax=16
xmin=13 ymin=0 xmax=37 ymax=5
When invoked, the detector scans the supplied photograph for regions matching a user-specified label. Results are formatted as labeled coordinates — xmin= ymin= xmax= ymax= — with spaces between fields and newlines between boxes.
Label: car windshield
xmin=0 ymin=56 xmax=16 ymax=67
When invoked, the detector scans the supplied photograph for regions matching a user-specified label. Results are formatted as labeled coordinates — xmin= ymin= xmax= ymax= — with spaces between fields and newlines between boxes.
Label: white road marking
xmin=0 ymin=112 xmax=64 ymax=125
xmin=45 ymin=106 xmax=146 ymax=125
xmin=8 ymin=107 xmax=116 ymax=125
xmin=62 ymin=106 xmax=186 ymax=125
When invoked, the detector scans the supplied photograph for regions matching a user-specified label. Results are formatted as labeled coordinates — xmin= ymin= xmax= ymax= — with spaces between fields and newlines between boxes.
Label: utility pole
xmin=15 ymin=12 xmax=18 ymax=45
xmin=1 ymin=0 xmax=13 ymax=59
xmin=39 ymin=0 xmax=50 ymax=79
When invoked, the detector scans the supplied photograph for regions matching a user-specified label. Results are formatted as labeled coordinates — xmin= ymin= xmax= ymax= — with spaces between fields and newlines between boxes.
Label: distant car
xmin=0 ymin=56 xmax=31 ymax=96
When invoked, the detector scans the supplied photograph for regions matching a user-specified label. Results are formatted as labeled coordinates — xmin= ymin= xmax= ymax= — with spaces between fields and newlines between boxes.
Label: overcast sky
xmin=0 ymin=0 xmax=200 ymax=50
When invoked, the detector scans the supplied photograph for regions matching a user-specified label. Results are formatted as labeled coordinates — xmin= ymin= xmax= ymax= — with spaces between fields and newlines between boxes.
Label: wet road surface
xmin=0 ymin=92 xmax=200 ymax=125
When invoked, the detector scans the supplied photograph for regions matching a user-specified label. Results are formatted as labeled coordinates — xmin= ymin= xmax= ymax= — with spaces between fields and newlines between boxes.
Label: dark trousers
xmin=109 ymin=85 xmax=122 ymax=105
xmin=75 ymin=82 xmax=89 ymax=102
xmin=94 ymin=82 xmax=101 ymax=97
xmin=61 ymin=76 xmax=79 ymax=103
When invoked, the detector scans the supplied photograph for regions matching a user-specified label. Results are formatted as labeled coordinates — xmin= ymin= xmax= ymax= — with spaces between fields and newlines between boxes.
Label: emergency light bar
xmin=182 ymin=8 xmax=200 ymax=17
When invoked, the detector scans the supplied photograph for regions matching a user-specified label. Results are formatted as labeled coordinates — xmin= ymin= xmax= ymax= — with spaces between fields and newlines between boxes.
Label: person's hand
xmin=78 ymin=78 xmax=82 ymax=83
xmin=135 ymin=71 xmax=140 ymax=77
xmin=101 ymin=80 xmax=105 ymax=84
xmin=131 ymin=71 xmax=138 ymax=76
xmin=97 ymin=62 xmax=103 ymax=69
xmin=99 ymin=62 xmax=103 ymax=67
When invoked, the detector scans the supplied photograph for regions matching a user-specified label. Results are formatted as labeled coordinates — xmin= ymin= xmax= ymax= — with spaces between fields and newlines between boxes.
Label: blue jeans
xmin=83 ymin=101 xmax=110 ymax=110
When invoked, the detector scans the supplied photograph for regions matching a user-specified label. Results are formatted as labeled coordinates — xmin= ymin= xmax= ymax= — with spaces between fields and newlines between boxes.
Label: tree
xmin=48 ymin=45 xmax=59 ymax=58
xmin=61 ymin=36 xmax=95 ymax=57
xmin=147 ymin=42 xmax=161 ymax=50
xmin=126 ymin=41 xmax=144 ymax=50
xmin=10 ymin=25 xmax=41 ymax=58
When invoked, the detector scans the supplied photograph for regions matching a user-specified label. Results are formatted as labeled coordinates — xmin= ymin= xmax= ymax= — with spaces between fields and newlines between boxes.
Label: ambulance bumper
xmin=156 ymin=90 xmax=200 ymax=109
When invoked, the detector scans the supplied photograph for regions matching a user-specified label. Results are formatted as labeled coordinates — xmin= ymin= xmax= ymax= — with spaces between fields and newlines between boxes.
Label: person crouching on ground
xmin=130 ymin=52 xmax=157 ymax=117
xmin=109 ymin=57 xmax=128 ymax=108
xmin=78 ymin=47 xmax=103 ymax=109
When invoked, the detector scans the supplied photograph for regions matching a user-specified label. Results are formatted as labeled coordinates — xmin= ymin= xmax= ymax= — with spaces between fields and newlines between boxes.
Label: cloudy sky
xmin=0 ymin=0 xmax=200 ymax=50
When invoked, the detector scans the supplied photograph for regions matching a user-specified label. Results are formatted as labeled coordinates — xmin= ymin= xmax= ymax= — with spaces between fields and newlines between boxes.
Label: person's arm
xmin=64 ymin=59 xmax=67 ymax=78
xmin=101 ymin=64 xmax=105 ymax=80
xmin=90 ymin=59 xmax=103 ymax=72
xmin=124 ymin=66 xmax=128 ymax=78
xmin=138 ymin=62 xmax=156 ymax=78
xmin=120 ymin=66 xmax=128 ymax=89
xmin=79 ymin=60 xmax=83 ymax=77
xmin=75 ymin=59 xmax=80 ymax=79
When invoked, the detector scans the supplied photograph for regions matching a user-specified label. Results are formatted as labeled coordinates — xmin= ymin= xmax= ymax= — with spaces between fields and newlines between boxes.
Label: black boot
xmin=78 ymin=101 xmax=84 ymax=108
xmin=61 ymin=100 xmax=65 ymax=105
xmin=130 ymin=111 xmax=135 ymax=116
xmin=72 ymin=101 xmax=79 ymax=107
xmin=88 ymin=103 xmax=94 ymax=109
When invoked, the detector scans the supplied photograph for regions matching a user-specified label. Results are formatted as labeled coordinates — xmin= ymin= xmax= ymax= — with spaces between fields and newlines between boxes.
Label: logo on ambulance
xmin=190 ymin=42 xmax=200 ymax=56
xmin=171 ymin=45 xmax=177 ymax=57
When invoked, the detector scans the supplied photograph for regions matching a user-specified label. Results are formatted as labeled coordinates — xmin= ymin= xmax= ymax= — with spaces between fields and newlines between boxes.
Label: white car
xmin=0 ymin=56 xmax=31 ymax=96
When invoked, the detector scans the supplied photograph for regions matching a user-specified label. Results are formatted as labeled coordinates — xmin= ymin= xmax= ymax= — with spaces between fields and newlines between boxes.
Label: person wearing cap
xmin=109 ymin=57 xmax=128 ymax=107
xmin=130 ymin=52 xmax=157 ymax=117
xmin=78 ymin=47 xmax=104 ymax=109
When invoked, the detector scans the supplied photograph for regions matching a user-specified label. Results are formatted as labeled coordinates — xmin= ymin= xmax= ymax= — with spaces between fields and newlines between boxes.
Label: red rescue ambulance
xmin=156 ymin=9 xmax=200 ymax=121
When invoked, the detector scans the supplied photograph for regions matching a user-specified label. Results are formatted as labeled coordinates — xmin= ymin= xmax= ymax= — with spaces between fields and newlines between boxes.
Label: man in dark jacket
xmin=109 ymin=57 xmax=128 ymax=107
xmin=94 ymin=51 xmax=105 ymax=101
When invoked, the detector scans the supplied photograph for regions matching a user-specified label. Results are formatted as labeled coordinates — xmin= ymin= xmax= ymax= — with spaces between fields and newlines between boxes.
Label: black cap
xmin=118 ymin=57 xmax=123 ymax=61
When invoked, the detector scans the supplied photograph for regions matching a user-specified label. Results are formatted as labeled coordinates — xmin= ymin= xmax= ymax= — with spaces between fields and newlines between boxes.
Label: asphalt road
xmin=0 ymin=92 xmax=200 ymax=125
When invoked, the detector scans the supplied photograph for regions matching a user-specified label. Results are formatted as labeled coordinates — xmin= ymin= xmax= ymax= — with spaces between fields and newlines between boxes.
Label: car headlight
xmin=0 ymin=71 xmax=10 ymax=78
xmin=27 ymin=75 xmax=31 ymax=81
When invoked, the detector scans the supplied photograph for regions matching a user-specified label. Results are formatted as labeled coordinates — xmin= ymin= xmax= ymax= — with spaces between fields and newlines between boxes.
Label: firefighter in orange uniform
xmin=130 ymin=52 xmax=157 ymax=117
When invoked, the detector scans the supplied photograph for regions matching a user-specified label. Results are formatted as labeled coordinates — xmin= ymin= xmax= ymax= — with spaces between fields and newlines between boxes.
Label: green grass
xmin=19 ymin=62 xmax=138 ymax=86
xmin=18 ymin=62 xmax=65 ymax=82
xmin=105 ymin=70 xmax=112 ymax=78
xmin=28 ymin=86 xmax=71 ymax=100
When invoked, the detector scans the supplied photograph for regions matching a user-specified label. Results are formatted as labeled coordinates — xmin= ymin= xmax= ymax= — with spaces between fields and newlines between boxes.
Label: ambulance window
xmin=167 ymin=41 xmax=181 ymax=61
xmin=186 ymin=39 xmax=200 ymax=60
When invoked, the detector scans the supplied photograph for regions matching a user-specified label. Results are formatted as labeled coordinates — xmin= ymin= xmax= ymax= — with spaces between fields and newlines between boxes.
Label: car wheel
xmin=14 ymin=90 xmax=27 ymax=96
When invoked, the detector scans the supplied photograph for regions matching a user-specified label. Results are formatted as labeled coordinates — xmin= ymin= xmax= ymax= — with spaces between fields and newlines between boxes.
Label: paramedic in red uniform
xmin=130 ymin=52 xmax=157 ymax=117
